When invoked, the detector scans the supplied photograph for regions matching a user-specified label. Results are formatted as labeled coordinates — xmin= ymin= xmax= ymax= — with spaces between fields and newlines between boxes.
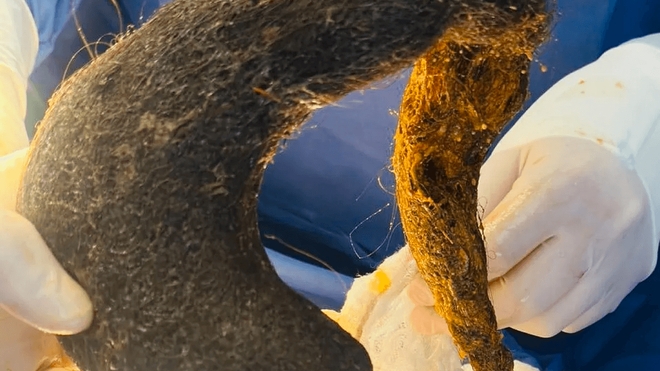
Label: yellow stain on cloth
xmin=322 ymin=268 xmax=393 ymax=340
xmin=369 ymin=269 xmax=391 ymax=294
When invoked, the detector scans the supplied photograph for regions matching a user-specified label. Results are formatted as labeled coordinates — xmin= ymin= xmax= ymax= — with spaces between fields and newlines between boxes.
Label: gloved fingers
xmin=404 ymin=225 xmax=583 ymax=334
xmin=508 ymin=267 xmax=608 ymax=338
xmin=406 ymin=274 xmax=451 ymax=336
xmin=0 ymin=147 xmax=28 ymax=210
xmin=508 ymin=206 xmax=653 ymax=338
xmin=562 ymin=287 xmax=621 ymax=334
xmin=410 ymin=305 xmax=449 ymax=335
xmin=482 ymin=176 xmax=562 ymax=281
xmin=0 ymin=209 xmax=93 ymax=335
xmin=562 ymin=239 xmax=650 ymax=334
xmin=406 ymin=274 xmax=434 ymax=306
xmin=490 ymin=232 xmax=589 ymax=329
xmin=561 ymin=201 xmax=656 ymax=334
xmin=477 ymin=147 xmax=522 ymax=219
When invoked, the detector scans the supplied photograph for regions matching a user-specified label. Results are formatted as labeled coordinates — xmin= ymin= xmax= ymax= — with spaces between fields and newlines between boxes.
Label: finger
xmin=512 ymin=210 xmax=651 ymax=338
xmin=509 ymin=269 xmax=606 ymax=338
xmin=0 ymin=209 xmax=93 ymax=335
xmin=562 ymin=288 xmax=619 ymax=334
xmin=410 ymin=305 xmax=449 ymax=335
xmin=490 ymin=232 xmax=588 ymax=329
xmin=562 ymin=257 xmax=643 ymax=334
xmin=477 ymin=147 xmax=522 ymax=219
xmin=0 ymin=147 xmax=28 ymax=210
xmin=406 ymin=274 xmax=435 ymax=306
xmin=483 ymin=173 xmax=570 ymax=280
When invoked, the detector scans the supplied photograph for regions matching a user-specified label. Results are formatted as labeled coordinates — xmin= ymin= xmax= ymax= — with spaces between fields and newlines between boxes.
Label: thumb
xmin=407 ymin=275 xmax=449 ymax=335
xmin=0 ymin=147 xmax=28 ymax=210
xmin=410 ymin=305 xmax=449 ymax=335
xmin=0 ymin=209 xmax=93 ymax=335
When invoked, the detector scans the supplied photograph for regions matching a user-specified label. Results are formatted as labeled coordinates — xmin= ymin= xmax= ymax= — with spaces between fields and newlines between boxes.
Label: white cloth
xmin=325 ymin=246 xmax=538 ymax=371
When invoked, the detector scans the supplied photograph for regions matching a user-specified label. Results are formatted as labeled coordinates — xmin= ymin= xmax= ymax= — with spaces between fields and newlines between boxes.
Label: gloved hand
xmin=324 ymin=246 xmax=538 ymax=371
xmin=409 ymin=136 xmax=655 ymax=337
xmin=408 ymin=33 xmax=660 ymax=338
xmin=0 ymin=1 xmax=93 ymax=370
xmin=0 ymin=149 xmax=93 ymax=371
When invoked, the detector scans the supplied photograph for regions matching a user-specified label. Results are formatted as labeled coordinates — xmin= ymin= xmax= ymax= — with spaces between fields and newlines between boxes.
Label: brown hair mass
xmin=393 ymin=2 xmax=550 ymax=371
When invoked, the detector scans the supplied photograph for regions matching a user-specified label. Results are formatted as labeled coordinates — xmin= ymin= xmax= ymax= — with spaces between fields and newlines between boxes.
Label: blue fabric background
xmin=22 ymin=0 xmax=660 ymax=369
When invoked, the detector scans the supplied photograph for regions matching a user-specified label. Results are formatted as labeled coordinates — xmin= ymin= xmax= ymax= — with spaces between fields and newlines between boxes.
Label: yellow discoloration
xmin=369 ymin=269 xmax=392 ymax=294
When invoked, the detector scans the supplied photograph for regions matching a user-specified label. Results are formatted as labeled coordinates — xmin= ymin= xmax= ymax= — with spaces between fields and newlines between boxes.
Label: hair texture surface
xmin=392 ymin=2 xmax=550 ymax=370
xmin=14 ymin=0 xmax=515 ymax=370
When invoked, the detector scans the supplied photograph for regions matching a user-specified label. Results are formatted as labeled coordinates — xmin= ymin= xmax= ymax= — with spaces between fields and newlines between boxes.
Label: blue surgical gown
xmin=23 ymin=0 xmax=660 ymax=369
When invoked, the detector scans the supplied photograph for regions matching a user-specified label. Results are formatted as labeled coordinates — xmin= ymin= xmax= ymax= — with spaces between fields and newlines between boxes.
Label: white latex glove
xmin=0 ymin=150 xmax=94 ymax=371
xmin=0 ymin=1 xmax=93 ymax=370
xmin=324 ymin=246 xmax=538 ymax=371
xmin=0 ymin=0 xmax=37 ymax=156
xmin=408 ymin=33 xmax=660 ymax=338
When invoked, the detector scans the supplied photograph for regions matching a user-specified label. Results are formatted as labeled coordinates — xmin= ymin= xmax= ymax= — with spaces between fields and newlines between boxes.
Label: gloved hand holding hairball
xmin=328 ymin=33 xmax=660 ymax=368
xmin=0 ymin=1 xmax=93 ymax=370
